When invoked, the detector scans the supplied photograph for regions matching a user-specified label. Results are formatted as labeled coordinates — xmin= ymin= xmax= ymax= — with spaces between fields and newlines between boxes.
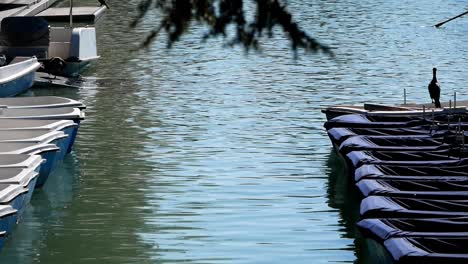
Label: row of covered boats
xmin=323 ymin=105 xmax=468 ymax=263
xmin=0 ymin=96 xmax=85 ymax=251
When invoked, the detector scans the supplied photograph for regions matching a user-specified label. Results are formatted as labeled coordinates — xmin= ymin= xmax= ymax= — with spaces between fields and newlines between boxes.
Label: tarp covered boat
xmin=326 ymin=126 xmax=462 ymax=146
xmin=354 ymin=163 xmax=468 ymax=181
xmin=322 ymin=102 xmax=467 ymax=120
xmin=384 ymin=237 xmax=468 ymax=263
xmin=324 ymin=111 xmax=468 ymax=130
xmin=361 ymin=196 xmax=468 ymax=218
xmin=338 ymin=133 xmax=465 ymax=154
xmin=357 ymin=218 xmax=468 ymax=242
xmin=347 ymin=149 xmax=468 ymax=168
xmin=357 ymin=179 xmax=468 ymax=199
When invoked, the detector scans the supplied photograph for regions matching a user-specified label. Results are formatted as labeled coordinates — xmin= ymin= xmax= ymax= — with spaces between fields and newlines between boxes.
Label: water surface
xmin=1 ymin=0 xmax=467 ymax=263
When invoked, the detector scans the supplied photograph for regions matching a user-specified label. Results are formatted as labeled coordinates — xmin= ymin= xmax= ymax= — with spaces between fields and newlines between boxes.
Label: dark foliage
xmin=130 ymin=0 xmax=333 ymax=55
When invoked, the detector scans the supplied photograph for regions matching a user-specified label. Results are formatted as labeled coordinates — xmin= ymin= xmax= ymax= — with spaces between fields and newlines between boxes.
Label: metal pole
xmin=403 ymin=88 xmax=406 ymax=105
xmin=454 ymin=91 xmax=457 ymax=109
xmin=69 ymin=0 xmax=73 ymax=28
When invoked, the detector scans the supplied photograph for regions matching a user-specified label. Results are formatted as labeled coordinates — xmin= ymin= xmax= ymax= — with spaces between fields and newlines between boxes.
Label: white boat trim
xmin=0 ymin=57 xmax=41 ymax=85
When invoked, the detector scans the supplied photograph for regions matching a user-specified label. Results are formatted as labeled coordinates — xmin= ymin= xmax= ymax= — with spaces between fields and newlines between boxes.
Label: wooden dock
xmin=35 ymin=6 xmax=107 ymax=23
xmin=0 ymin=0 xmax=59 ymax=21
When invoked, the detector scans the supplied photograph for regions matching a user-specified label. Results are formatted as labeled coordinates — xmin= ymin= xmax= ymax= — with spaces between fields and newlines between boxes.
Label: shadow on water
xmin=324 ymin=149 xmax=394 ymax=264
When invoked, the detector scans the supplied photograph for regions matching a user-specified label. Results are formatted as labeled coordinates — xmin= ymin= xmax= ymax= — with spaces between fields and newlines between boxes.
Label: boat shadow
xmin=324 ymin=148 xmax=395 ymax=264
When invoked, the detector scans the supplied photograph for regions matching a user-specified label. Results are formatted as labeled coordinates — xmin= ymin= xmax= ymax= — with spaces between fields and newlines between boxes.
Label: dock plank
xmin=35 ymin=6 xmax=107 ymax=23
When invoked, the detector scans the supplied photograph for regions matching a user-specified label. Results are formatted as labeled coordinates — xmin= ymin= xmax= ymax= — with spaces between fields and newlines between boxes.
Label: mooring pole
xmin=454 ymin=91 xmax=457 ymax=109
xmin=403 ymin=88 xmax=406 ymax=105
xmin=69 ymin=0 xmax=73 ymax=28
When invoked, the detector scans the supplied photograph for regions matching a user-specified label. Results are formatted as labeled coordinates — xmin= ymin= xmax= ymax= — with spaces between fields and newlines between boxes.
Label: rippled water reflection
xmin=1 ymin=0 xmax=467 ymax=263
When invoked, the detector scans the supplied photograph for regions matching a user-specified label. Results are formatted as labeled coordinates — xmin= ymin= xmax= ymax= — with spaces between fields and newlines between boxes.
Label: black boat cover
xmin=347 ymin=149 xmax=468 ymax=168
xmin=327 ymin=126 xmax=439 ymax=146
xmin=0 ymin=17 xmax=49 ymax=46
xmin=324 ymin=112 xmax=468 ymax=130
xmin=361 ymin=196 xmax=468 ymax=218
xmin=355 ymin=164 xmax=468 ymax=181
xmin=384 ymin=237 xmax=468 ymax=263
xmin=324 ymin=113 xmax=431 ymax=129
xmin=339 ymin=134 xmax=461 ymax=154
xmin=357 ymin=179 xmax=468 ymax=199
xmin=357 ymin=218 xmax=468 ymax=241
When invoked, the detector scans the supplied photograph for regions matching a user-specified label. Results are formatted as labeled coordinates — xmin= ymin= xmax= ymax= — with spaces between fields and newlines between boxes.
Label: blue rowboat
xmin=0 ymin=143 xmax=59 ymax=187
xmin=0 ymin=57 xmax=41 ymax=97
xmin=0 ymin=205 xmax=16 ymax=234
xmin=0 ymin=129 xmax=68 ymax=162
xmin=0 ymin=120 xmax=79 ymax=153
xmin=0 ymin=107 xmax=84 ymax=153
xmin=0 ymin=96 xmax=85 ymax=109
xmin=0 ymin=107 xmax=84 ymax=122
xmin=0 ymin=167 xmax=41 ymax=206
xmin=0 ymin=120 xmax=78 ymax=155
xmin=0 ymin=154 xmax=43 ymax=170
xmin=0 ymin=154 xmax=43 ymax=189
xmin=0 ymin=184 xmax=28 ymax=213
xmin=0 ymin=231 xmax=5 ymax=252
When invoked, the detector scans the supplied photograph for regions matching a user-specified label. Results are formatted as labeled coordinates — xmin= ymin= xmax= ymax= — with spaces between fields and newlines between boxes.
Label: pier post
xmin=454 ymin=91 xmax=457 ymax=109
xmin=69 ymin=0 xmax=73 ymax=28
xmin=403 ymin=88 xmax=406 ymax=105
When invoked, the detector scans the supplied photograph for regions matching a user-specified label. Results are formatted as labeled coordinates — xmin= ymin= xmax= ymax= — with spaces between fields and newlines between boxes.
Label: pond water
xmin=1 ymin=0 xmax=467 ymax=263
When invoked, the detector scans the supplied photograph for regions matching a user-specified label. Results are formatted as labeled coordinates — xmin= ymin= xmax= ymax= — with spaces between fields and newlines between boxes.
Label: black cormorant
xmin=428 ymin=67 xmax=441 ymax=108
xmin=46 ymin=57 xmax=66 ymax=78
xmin=98 ymin=0 xmax=110 ymax=9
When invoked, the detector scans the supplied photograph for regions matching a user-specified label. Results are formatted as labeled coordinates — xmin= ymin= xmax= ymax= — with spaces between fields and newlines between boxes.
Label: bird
xmin=0 ymin=54 xmax=6 ymax=67
xmin=98 ymin=0 xmax=110 ymax=9
xmin=428 ymin=67 xmax=441 ymax=108
xmin=46 ymin=57 xmax=67 ymax=79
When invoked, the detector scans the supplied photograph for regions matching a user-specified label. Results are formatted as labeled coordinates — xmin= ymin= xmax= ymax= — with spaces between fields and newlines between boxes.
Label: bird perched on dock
xmin=0 ymin=55 xmax=6 ymax=67
xmin=98 ymin=0 xmax=110 ymax=9
xmin=428 ymin=67 xmax=441 ymax=108
xmin=45 ymin=57 xmax=67 ymax=79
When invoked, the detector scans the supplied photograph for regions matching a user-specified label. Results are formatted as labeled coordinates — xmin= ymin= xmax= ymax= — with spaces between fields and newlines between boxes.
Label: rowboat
xmin=0 ymin=96 xmax=85 ymax=109
xmin=324 ymin=110 xmax=468 ymax=130
xmin=357 ymin=179 xmax=468 ymax=199
xmin=0 ymin=143 xmax=60 ymax=187
xmin=384 ymin=237 xmax=468 ymax=263
xmin=361 ymin=196 xmax=468 ymax=218
xmin=347 ymin=149 xmax=468 ymax=168
xmin=357 ymin=218 xmax=468 ymax=242
xmin=322 ymin=101 xmax=468 ymax=120
xmin=0 ymin=57 xmax=40 ymax=97
xmin=355 ymin=163 xmax=468 ymax=181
